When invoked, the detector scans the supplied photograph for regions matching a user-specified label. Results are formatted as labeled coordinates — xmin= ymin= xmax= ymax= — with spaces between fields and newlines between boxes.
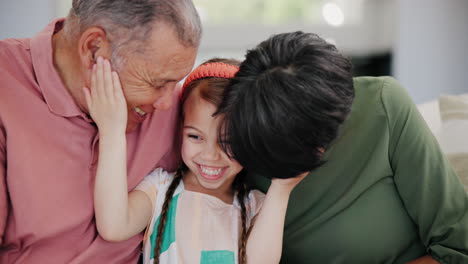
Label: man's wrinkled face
xmin=115 ymin=23 xmax=197 ymax=133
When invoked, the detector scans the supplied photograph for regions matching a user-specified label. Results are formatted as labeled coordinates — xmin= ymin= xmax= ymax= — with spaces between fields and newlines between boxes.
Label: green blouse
xmin=249 ymin=77 xmax=468 ymax=264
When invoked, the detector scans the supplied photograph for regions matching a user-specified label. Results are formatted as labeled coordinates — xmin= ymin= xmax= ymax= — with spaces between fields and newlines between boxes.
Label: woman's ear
xmin=77 ymin=26 xmax=111 ymax=69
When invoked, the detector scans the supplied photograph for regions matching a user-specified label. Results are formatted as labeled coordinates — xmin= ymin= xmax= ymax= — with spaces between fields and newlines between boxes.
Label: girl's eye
xmin=188 ymin=134 xmax=202 ymax=141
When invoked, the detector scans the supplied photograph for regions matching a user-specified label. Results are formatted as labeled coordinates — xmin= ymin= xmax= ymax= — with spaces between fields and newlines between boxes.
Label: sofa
xmin=417 ymin=94 xmax=468 ymax=191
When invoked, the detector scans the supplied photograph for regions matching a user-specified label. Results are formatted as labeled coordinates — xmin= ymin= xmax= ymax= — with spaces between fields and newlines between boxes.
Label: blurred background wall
xmin=0 ymin=0 xmax=56 ymax=39
xmin=1 ymin=0 xmax=467 ymax=103
xmin=394 ymin=0 xmax=468 ymax=103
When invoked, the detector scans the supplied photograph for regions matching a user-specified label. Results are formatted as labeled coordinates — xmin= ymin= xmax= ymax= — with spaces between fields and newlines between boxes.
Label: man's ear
xmin=78 ymin=27 xmax=111 ymax=69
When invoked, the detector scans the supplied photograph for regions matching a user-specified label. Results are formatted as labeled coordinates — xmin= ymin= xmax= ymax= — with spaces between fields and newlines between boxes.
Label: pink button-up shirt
xmin=0 ymin=19 xmax=180 ymax=263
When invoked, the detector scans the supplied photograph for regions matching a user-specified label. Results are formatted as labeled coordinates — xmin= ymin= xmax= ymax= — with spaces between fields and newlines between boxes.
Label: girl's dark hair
xmin=153 ymin=58 xmax=251 ymax=264
xmin=217 ymin=31 xmax=355 ymax=179
xmin=153 ymin=166 xmax=184 ymax=264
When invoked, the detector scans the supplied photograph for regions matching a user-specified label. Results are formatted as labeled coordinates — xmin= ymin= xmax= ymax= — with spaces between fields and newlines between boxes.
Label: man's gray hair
xmin=64 ymin=0 xmax=201 ymax=68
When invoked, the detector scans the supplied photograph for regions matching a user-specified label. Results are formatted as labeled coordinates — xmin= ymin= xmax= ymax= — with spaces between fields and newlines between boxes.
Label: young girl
xmin=84 ymin=57 xmax=306 ymax=264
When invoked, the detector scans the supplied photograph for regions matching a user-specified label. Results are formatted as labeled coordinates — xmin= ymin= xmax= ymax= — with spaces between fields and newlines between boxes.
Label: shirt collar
xmin=30 ymin=18 xmax=84 ymax=118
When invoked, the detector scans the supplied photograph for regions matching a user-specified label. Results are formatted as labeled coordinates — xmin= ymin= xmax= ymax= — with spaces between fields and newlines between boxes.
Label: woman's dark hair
xmin=217 ymin=31 xmax=355 ymax=179
xmin=153 ymin=58 xmax=251 ymax=264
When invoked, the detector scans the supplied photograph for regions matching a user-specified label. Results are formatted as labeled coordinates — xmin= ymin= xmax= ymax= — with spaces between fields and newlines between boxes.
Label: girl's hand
xmin=271 ymin=171 xmax=309 ymax=192
xmin=83 ymin=57 xmax=127 ymax=135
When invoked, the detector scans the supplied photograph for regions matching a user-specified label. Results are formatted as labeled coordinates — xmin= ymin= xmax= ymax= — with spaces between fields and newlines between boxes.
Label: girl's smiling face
xmin=181 ymin=89 xmax=243 ymax=200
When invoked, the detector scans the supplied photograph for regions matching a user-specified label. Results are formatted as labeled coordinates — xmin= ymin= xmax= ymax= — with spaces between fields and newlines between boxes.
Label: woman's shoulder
xmin=348 ymin=76 xmax=415 ymax=127
xmin=353 ymin=76 xmax=412 ymax=108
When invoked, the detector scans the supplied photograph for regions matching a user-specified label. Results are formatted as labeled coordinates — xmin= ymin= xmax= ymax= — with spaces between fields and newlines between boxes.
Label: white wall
xmin=2 ymin=0 xmax=467 ymax=104
xmin=198 ymin=0 xmax=395 ymax=60
xmin=0 ymin=0 xmax=57 ymax=39
xmin=394 ymin=0 xmax=468 ymax=103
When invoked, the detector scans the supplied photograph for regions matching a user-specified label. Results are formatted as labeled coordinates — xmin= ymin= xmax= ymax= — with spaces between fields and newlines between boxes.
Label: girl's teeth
xmin=134 ymin=107 xmax=146 ymax=116
xmin=201 ymin=166 xmax=222 ymax=175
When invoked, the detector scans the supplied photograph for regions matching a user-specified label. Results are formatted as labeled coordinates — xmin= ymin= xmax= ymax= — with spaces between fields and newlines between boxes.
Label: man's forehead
xmin=147 ymin=63 xmax=194 ymax=86
xmin=129 ymin=46 xmax=195 ymax=68
xmin=119 ymin=26 xmax=197 ymax=80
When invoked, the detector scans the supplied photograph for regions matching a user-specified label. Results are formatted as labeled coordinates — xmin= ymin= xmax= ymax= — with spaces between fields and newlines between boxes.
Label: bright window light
xmin=322 ymin=2 xmax=345 ymax=27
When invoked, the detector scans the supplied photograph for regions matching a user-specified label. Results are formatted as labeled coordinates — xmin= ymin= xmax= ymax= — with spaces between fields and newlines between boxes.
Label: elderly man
xmin=0 ymin=0 xmax=200 ymax=263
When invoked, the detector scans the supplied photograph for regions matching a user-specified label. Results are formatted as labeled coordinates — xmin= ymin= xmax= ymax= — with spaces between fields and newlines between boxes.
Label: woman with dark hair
xmin=218 ymin=31 xmax=468 ymax=263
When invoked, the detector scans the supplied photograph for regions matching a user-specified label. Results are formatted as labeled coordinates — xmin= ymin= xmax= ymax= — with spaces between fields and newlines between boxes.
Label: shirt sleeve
xmin=245 ymin=189 xmax=266 ymax=227
xmin=381 ymin=77 xmax=468 ymax=263
xmin=0 ymin=118 xmax=7 ymax=245
xmin=133 ymin=168 xmax=174 ymax=210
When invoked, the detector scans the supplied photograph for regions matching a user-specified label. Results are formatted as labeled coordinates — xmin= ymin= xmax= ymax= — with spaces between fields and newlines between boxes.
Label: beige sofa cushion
xmin=417 ymin=100 xmax=441 ymax=140
xmin=438 ymin=94 xmax=468 ymax=191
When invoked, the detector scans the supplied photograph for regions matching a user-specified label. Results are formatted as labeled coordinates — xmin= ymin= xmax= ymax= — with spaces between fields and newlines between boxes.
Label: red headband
xmin=180 ymin=62 xmax=239 ymax=99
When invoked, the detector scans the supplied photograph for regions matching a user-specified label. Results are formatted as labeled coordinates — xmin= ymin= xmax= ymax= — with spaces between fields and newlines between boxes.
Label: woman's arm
xmin=381 ymin=77 xmax=468 ymax=263
xmin=84 ymin=57 xmax=152 ymax=242
xmin=245 ymin=172 xmax=308 ymax=264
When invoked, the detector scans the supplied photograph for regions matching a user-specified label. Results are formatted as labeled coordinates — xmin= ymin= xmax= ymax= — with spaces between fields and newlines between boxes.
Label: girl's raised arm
xmin=245 ymin=172 xmax=308 ymax=264
xmin=83 ymin=57 xmax=152 ymax=242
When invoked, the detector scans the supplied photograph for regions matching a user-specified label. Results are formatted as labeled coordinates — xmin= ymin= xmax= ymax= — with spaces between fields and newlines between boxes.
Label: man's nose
xmin=153 ymin=85 xmax=175 ymax=111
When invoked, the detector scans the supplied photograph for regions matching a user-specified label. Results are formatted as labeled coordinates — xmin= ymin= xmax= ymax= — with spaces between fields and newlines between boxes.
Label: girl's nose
xmin=201 ymin=142 xmax=221 ymax=160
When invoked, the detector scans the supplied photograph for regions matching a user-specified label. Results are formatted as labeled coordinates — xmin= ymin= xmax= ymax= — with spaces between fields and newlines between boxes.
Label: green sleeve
xmin=381 ymin=77 xmax=468 ymax=263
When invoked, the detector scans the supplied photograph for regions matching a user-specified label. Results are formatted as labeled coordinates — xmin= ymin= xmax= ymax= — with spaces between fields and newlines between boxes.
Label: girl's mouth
xmin=198 ymin=164 xmax=226 ymax=181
